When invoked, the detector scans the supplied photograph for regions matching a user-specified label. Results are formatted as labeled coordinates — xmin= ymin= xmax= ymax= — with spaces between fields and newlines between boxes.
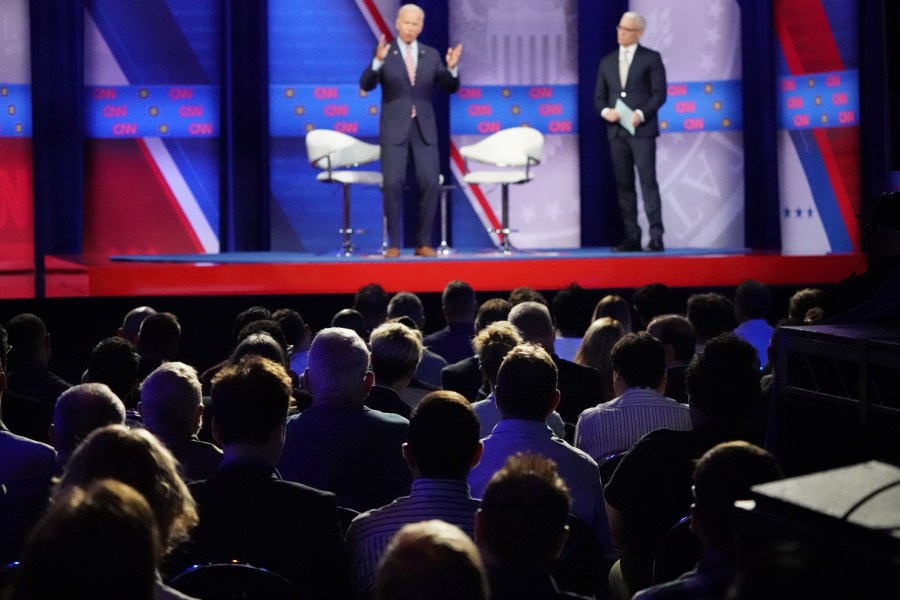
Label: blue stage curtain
xmin=579 ymin=0 xmax=627 ymax=248
xmin=222 ymin=0 xmax=270 ymax=251
xmin=859 ymin=1 xmax=890 ymax=212
xmin=738 ymin=0 xmax=781 ymax=250
xmin=30 ymin=0 xmax=85 ymax=296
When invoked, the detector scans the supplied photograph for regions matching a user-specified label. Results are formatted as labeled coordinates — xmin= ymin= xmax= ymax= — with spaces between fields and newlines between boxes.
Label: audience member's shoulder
xmin=362 ymin=406 xmax=410 ymax=426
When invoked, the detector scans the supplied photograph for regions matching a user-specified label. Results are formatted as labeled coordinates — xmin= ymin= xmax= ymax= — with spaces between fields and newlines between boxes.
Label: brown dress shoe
xmin=384 ymin=247 xmax=400 ymax=258
xmin=414 ymin=246 xmax=437 ymax=257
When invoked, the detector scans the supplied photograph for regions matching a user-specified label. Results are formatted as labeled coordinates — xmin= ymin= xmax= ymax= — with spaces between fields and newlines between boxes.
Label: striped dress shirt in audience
xmin=345 ymin=478 xmax=481 ymax=596
xmin=574 ymin=387 xmax=692 ymax=461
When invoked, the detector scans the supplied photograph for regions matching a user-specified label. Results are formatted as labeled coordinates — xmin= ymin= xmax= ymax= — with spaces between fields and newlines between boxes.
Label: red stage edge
xmin=15 ymin=252 xmax=866 ymax=299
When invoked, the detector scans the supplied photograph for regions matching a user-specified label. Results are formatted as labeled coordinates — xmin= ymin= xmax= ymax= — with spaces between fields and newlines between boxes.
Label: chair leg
xmin=438 ymin=184 xmax=453 ymax=255
xmin=499 ymin=183 xmax=512 ymax=255
xmin=339 ymin=183 xmax=355 ymax=256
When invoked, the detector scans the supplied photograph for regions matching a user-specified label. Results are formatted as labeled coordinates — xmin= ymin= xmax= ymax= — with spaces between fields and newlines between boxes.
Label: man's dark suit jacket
xmin=277 ymin=404 xmax=411 ymax=512
xmin=441 ymin=356 xmax=489 ymax=403
xmin=173 ymin=462 xmax=351 ymax=599
xmin=593 ymin=44 xmax=667 ymax=139
xmin=359 ymin=40 xmax=459 ymax=147
xmin=553 ymin=355 xmax=604 ymax=434
xmin=423 ymin=322 xmax=475 ymax=365
xmin=365 ymin=385 xmax=412 ymax=419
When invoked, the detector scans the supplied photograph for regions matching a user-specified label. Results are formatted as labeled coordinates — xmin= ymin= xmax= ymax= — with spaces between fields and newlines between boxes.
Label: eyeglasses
xmin=616 ymin=25 xmax=640 ymax=33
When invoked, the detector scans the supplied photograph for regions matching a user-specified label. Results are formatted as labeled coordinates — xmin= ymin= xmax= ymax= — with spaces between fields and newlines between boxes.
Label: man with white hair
xmin=277 ymin=327 xmax=411 ymax=512
xmin=360 ymin=4 xmax=463 ymax=257
xmin=139 ymin=361 xmax=222 ymax=481
xmin=595 ymin=11 xmax=667 ymax=252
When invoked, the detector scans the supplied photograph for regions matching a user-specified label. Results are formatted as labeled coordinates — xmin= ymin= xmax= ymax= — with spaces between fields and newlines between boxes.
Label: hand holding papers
xmin=615 ymin=99 xmax=636 ymax=136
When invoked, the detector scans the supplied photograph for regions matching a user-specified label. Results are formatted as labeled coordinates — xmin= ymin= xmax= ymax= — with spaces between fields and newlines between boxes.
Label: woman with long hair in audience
xmin=592 ymin=294 xmax=633 ymax=333
xmin=574 ymin=317 xmax=626 ymax=404
xmin=53 ymin=425 xmax=199 ymax=599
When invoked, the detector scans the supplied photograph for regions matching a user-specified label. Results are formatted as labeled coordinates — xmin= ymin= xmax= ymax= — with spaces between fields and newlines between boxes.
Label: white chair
xmin=459 ymin=126 xmax=544 ymax=254
xmin=305 ymin=129 xmax=383 ymax=256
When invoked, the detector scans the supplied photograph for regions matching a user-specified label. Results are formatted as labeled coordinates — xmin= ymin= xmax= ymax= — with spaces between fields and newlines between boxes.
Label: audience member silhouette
xmin=85 ymin=336 xmax=140 ymax=410
xmin=424 ymin=280 xmax=478 ymax=364
xmin=9 ymin=479 xmax=166 ymax=600
xmin=470 ymin=321 xmax=566 ymax=438
xmin=387 ymin=291 xmax=447 ymax=387
xmin=354 ymin=282 xmax=390 ymax=339
xmin=645 ymin=315 xmax=696 ymax=403
xmin=592 ymin=294 xmax=633 ymax=334
xmin=366 ymin=321 xmax=422 ymax=418
xmin=632 ymin=283 xmax=672 ymax=331
xmin=139 ymin=361 xmax=222 ymax=482
xmin=117 ymin=305 xmax=157 ymax=345
xmin=633 ymin=440 xmax=783 ymax=600
xmin=199 ymin=305 xmax=271 ymax=393
xmin=0 ymin=324 xmax=51 ymax=443
xmin=467 ymin=344 xmax=609 ymax=549
xmin=476 ymin=452 xmax=591 ymax=600
xmin=573 ymin=317 xmax=626 ymax=405
xmin=508 ymin=286 xmax=548 ymax=306
xmin=732 ymin=280 xmax=773 ymax=370
xmin=4 ymin=313 xmax=72 ymax=408
xmin=331 ymin=308 xmax=369 ymax=340
xmin=346 ymin=390 xmax=483 ymax=596
xmin=508 ymin=301 xmax=604 ymax=433
xmin=174 ymin=355 xmax=350 ymax=598
xmin=136 ymin=312 xmax=181 ymax=381
xmin=374 ymin=520 xmax=489 ymax=600
xmin=685 ymin=292 xmax=735 ymax=354
xmin=787 ymin=287 xmax=828 ymax=323
xmin=271 ymin=307 xmax=312 ymax=378
xmin=278 ymin=327 xmax=411 ymax=511
xmin=575 ymin=332 xmax=690 ymax=462
xmin=552 ymin=283 xmax=593 ymax=361
xmin=605 ymin=333 xmax=761 ymax=599
xmin=441 ymin=297 xmax=512 ymax=402
xmin=0 ymin=328 xmax=57 ymax=564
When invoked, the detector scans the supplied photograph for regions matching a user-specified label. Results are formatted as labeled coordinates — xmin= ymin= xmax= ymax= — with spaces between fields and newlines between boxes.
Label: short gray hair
xmin=307 ymin=327 xmax=371 ymax=404
xmin=140 ymin=361 xmax=202 ymax=439
xmin=622 ymin=11 xmax=646 ymax=30
xmin=398 ymin=3 xmax=425 ymax=20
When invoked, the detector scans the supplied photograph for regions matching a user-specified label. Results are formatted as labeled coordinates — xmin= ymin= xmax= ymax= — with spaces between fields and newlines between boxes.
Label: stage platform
xmin=0 ymin=247 xmax=865 ymax=299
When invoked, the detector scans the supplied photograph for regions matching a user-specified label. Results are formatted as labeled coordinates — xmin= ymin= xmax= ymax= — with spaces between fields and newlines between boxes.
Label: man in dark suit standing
xmin=360 ymin=4 xmax=462 ymax=258
xmin=594 ymin=11 xmax=667 ymax=252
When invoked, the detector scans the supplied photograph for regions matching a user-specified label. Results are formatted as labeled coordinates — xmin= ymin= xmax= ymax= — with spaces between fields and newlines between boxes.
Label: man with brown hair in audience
xmin=467 ymin=344 xmax=609 ymax=551
xmin=476 ymin=452 xmax=590 ymax=599
xmin=346 ymin=390 xmax=483 ymax=597
xmin=442 ymin=296 xmax=512 ymax=403
xmin=424 ymin=280 xmax=478 ymax=364
xmin=365 ymin=321 xmax=423 ymax=418
xmin=173 ymin=355 xmax=350 ymax=598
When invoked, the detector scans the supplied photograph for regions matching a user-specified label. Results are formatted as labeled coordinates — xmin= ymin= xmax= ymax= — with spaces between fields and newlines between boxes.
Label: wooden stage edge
xmin=0 ymin=251 xmax=863 ymax=299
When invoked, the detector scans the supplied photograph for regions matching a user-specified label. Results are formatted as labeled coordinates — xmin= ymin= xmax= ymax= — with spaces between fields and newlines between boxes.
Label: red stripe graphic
xmin=775 ymin=0 xmax=858 ymax=249
xmin=361 ymin=0 xmax=394 ymax=40
xmin=134 ymin=139 xmax=205 ymax=253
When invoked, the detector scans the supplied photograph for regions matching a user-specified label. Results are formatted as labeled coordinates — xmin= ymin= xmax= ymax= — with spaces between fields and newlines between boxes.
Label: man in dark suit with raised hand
xmin=595 ymin=11 xmax=667 ymax=252
xmin=360 ymin=3 xmax=462 ymax=258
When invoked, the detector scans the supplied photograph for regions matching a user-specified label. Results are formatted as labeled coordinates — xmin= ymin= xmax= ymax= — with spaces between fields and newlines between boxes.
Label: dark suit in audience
xmin=441 ymin=355 xmax=488 ymax=402
xmin=278 ymin=328 xmax=411 ymax=512
xmin=365 ymin=384 xmax=412 ymax=419
xmin=174 ymin=355 xmax=350 ymax=599
xmin=6 ymin=313 xmax=72 ymax=408
xmin=423 ymin=280 xmax=478 ymax=364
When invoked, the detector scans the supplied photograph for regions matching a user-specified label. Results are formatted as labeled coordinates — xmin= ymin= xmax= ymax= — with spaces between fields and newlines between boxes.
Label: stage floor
xmin=0 ymin=247 xmax=864 ymax=299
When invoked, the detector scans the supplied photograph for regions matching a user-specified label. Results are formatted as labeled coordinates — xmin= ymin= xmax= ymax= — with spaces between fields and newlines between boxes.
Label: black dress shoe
xmin=646 ymin=239 xmax=665 ymax=252
xmin=614 ymin=240 xmax=642 ymax=252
